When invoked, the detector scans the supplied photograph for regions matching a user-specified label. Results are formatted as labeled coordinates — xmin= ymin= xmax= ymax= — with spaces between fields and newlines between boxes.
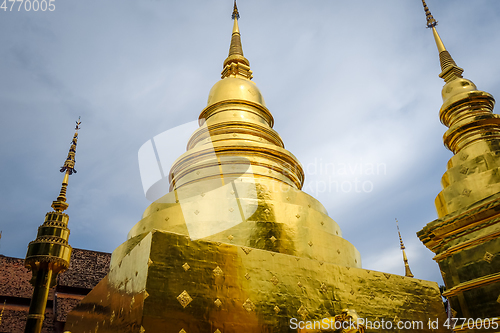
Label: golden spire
xmin=421 ymin=0 xmax=463 ymax=82
xmin=24 ymin=118 xmax=80 ymax=333
xmin=51 ymin=117 xmax=81 ymax=212
xmin=418 ymin=0 xmax=497 ymax=217
xmin=231 ymin=0 xmax=239 ymax=21
xmin=421 ymin=0 xmax=437 ymax=29
xmin=221 ymin=0 xmax=253 ymax=80
xmin=396 ymin=219 xmax=414 ymax=278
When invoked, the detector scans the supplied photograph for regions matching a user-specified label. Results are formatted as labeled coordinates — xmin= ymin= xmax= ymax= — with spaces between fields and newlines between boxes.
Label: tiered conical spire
xmin=418 ymin=0 xmax=498 ymax=217
xmin=418 ymin=2 xmax=500 ymax=319
xmin=421 ymin=0 xmax=463 ymax=82
xmin=51 ymin=117 xmax=81 ymax=212
xmin=24 ymin=118 xmax=81 ymax=333
xmin=148 ymin=2 xmax=353 ymax=268
xmin=169 ymin=3 xmax=304 ymax=194
xmin=396 ymin=219 xmax=414 ymax=278
xmin=221 ymin=1 xmax=252 ymax=79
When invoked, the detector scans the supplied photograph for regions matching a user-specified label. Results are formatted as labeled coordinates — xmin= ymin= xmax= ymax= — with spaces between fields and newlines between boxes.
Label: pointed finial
xmin=421 ymin=0 xmax=463 ymax=82
xmin=52 ymin=117 xmax=81 ymax=212
xmin=396 ymin=219 xmax=414 ymax=278
xmin=232 ymin=0 xmax=240 ymax=20
xmin=421 ymin=0 xmax=437 ymax=28
xmin=396 ymin=219 xmax=405 ymax=249
xmin=59 ymin=116 xmax=81 ymax=175
xmin=221 ymin=1 xmax=253 ymax=80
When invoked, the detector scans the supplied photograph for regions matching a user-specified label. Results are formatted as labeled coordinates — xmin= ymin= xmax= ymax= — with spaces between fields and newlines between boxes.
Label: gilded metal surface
xmin=298 ymin=309 xmax=365 ymax=333
xmin=65 ymin=4 xmax=450 ymax=332
xmin=66 ymin=230 xmax=447 ymax=333
xmin=418 ymin=0 xmax=500 ymax=323
xmin=24 ymin=118 xmax=81 ymax=333
xmin=128 ymin=178 xmax=361 ymax=267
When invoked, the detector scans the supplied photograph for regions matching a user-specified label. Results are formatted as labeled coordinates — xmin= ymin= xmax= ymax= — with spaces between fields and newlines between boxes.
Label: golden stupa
xmin=65 ymin=3 xmax=447 ymax=332
xmin=417 ymin=0 xmax=500 ymax=323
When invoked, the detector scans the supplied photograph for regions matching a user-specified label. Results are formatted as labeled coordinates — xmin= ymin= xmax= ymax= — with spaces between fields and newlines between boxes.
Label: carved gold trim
xmin=442 ymin=272 xmax=500 ymax=297
xmin=433 ymin=229 xmax=500 ymax=261
xmin=419 ymin=195 xmax=500 ymax=250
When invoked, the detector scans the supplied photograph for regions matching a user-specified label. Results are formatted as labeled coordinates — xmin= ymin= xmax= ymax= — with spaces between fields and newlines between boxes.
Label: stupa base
xmin=65 ymin=230 xmax=447 ymax=333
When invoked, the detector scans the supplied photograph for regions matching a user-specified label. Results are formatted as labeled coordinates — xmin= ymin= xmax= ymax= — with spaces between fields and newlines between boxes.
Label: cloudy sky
xmin=1 ymin=0 xmax=500 ymax=286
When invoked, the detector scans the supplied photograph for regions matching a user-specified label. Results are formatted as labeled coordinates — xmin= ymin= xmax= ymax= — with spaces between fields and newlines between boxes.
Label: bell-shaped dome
xmin=207 ymin=77 xmax=265 ymax=107
xmin=441 ymin=78 xmax=477 ymax=103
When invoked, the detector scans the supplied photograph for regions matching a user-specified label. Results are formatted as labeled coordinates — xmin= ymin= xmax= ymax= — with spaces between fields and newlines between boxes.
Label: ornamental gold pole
xmin=396 ymin=219 xmax=414 ymax=278
xmin=24 ymin=269 xmax=53 ymax=332
xmin=24 ymin=118 xmax=81 ymax=333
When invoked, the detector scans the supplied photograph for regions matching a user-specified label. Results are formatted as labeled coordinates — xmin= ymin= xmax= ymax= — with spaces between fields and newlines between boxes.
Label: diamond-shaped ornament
xmin=214 ymin=298 xmax=222 ymax=308
xmin=270 ymin=276 xmax=279 ymax=285
xmin=177 ymin=290 xmax=193 ymax=308
xmin=213 ymin=266 xmax=224 ymax=276
xmin=241 ymin=247 xmax=252 ymax=255
xmin=242 ymin=298 xmax=256 ymax=312
xmin=297 ymin=305 xmax=308 ymax=320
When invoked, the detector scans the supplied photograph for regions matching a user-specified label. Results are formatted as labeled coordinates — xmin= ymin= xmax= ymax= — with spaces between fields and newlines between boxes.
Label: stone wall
xmin=0 ymin=248 xmax=110 ymax=333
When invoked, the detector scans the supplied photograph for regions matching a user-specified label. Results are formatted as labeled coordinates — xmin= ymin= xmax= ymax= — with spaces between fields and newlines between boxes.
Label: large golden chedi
xmin=417 ymin=1 xmax=500 ymax=324
xmin=65 ymin=5 xmax=447 ymax=333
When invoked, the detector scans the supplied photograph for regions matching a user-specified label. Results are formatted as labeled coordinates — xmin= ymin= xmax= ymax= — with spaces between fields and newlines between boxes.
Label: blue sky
xmin=1 ymin=0 xmax=500 ymax=285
